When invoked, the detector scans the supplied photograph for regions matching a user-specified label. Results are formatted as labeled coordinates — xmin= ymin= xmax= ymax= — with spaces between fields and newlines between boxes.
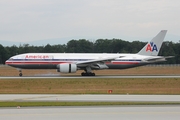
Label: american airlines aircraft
xmin=5 ymin=30 xmax=172 ymax=76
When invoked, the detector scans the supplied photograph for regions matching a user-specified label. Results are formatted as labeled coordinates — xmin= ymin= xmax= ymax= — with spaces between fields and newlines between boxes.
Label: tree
xmin=160 ymin=42 xmax=176 ymax=64
xmin=94 ymin=39 xmax=112 ymax=53
xmin=44 ymin=44 xmax=53 ymax=53
xmin=66 ymin=39 xmax=93 ymax=53
xmin=0 ymin=44 xmax=6 ymax=64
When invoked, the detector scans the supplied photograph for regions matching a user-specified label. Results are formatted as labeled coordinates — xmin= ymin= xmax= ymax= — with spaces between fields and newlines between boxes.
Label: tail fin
xmin=137 ymin=30 xmax=167 ymax=56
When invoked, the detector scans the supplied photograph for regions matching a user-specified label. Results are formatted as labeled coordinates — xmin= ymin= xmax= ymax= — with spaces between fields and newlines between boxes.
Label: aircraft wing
xmin=76 ymin=56 xmax=124 ymax=68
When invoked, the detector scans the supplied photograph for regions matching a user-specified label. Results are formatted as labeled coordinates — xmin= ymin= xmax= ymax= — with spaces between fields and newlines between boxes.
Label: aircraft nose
xmin=5 ymin=60 xmax=8 ymax=65
xmin=5 ymin=59 xmax=10 ymax=65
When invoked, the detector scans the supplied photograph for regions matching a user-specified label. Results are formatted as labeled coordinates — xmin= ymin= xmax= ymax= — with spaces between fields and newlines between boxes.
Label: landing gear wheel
xmin=81 ymin=72 xmax=85 ymax=76
xmin=19 ymin=73 xmax=23 ymax=77
xmin=82 ymin=66 xmax=95 ymax=76
xmin=81 ymin=72 xmax=95 ymax=76
xmin=18 ymin=69 xmax=23 ymax=77
xmin=92 ymin=73 xmax=95 ymax=76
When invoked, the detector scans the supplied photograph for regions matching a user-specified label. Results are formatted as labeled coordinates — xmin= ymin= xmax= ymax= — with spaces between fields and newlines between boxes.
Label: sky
xmin=0 ymin=0 xmax=180 ymax=46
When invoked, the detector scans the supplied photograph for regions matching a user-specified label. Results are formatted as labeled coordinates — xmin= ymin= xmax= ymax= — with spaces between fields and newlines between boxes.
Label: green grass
xmin=0 ymin=101 xmax=180 ymax=107
xmin=0 ymin=78 xmax=180 ymax=94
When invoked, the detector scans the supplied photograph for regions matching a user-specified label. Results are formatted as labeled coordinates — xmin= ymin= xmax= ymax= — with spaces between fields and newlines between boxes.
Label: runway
xmin=0 ymin=106 xmax=180 ymax=120
xmin=0 ymin=75 xmax=180 ymax=79
xmin=1 ymin=95 xmax=180 ymax=120
xmin=1 ymin=94 xmax=180 ymax=102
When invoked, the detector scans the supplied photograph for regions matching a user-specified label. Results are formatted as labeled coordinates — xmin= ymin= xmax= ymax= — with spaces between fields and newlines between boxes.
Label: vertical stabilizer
xmin=137 ymin=30 xmax=167 ymax=56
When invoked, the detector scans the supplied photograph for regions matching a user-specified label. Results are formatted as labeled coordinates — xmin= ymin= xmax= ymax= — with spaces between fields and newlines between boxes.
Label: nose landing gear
xmin=18 ymin=69 xmax=23 ymax=77
xmin=19 ymin=72 xmax=23 ymax=77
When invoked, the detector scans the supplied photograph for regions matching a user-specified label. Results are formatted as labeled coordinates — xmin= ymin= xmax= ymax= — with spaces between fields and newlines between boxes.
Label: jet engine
xmin=57 ymin=63 xmax=77 ymax=73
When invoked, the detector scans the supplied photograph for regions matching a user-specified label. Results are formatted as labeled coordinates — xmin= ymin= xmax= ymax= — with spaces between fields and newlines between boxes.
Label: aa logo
xmin=146 ymin=42 xmax=158 ymax=52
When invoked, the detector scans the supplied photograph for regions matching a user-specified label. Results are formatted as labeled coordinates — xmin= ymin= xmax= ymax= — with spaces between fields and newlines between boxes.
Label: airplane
xmin=5 ymin=30 xmax=172 ymax=76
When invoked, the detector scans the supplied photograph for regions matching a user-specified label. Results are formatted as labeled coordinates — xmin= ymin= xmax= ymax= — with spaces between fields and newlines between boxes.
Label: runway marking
xmin=12 ymin=95 xmax=58 ymax=101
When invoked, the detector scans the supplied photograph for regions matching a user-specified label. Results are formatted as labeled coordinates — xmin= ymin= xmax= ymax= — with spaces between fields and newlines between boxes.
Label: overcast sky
xmin=0 ymin=0 xmax=180 ymax=44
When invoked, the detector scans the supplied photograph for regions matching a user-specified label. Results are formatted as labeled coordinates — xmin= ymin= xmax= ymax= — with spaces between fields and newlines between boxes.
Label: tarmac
xmin=0 ymin=94 xmax=180 ymax=102
xmin=0 ymin=106 xmax=180 ymax=120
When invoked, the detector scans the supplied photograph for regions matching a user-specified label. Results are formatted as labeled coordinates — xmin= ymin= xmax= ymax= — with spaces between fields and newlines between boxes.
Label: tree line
xmin=0 ymin=39 xmax=179 ymax=64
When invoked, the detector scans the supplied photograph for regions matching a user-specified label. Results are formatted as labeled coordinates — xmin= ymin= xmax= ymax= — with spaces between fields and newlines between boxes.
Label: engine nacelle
xmin=57 ymin=63 xmax=77 ymax=73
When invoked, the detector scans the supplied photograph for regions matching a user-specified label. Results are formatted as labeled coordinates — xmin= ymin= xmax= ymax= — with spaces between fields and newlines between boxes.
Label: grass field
xmin=0 ymin=65 xmax=180 ymax=94
xmin=0 ymin=78 xmax=180 ymax=94
xmin=1 ymin=101 xmax=180 ymax=107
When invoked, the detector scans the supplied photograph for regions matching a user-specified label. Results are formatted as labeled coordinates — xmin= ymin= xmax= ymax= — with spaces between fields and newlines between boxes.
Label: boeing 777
xmin=5 ymin=30 xmax=172 ymax=76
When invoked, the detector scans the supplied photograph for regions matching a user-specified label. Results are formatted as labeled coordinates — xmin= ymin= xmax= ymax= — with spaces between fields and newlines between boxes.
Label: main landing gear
xmin=81 ymin=66 xmax=95 ymax=76
xmin=81 ymin=72 xmax=95 ymax=76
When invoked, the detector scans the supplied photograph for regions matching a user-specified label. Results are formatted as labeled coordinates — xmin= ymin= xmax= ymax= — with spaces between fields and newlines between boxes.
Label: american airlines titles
xmin=25 ymin=55 xmax=52 ymax=59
